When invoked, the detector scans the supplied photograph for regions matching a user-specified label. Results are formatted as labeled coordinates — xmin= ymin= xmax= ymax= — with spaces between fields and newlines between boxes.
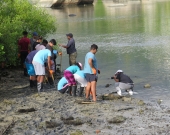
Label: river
xmin=47 ymin=0 xmax=170 ymax=101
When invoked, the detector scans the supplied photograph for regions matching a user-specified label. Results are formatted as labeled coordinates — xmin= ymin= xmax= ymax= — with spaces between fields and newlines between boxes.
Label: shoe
xmin=33 ymin=80 xmax=37 ymax=87
xmin=67 ymin=86 xmax=72 ymax=96
xmin=72 ymin=86 xmax=77 ymax=97
xmin=24 ymin=68 xmax=28 ymax=76
xmin=128 ymin=90 xmax=133 ymax=95
xmin=48 ymin=77 xmax=54 ymax=85
xmin=29 ymin=80 xmax=34 ymax=88
xmin=117 ymin=90 xmax=122 ymax=96
xmin=78 ymin=87 xmax=84 ymax=97
xmin=37 ymin=83 xmax=43 ymax=93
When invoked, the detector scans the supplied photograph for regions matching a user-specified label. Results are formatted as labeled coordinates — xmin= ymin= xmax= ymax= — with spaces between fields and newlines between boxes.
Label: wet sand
xmin=1 ymin=69 xmax=170 ymax=135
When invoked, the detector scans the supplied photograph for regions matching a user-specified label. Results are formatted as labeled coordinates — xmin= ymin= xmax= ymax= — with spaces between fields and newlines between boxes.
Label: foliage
xmin=0 ymin=0 xmax=57 ymax=65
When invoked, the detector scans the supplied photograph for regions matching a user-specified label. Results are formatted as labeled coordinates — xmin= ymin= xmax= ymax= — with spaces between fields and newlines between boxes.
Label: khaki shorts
xmin=69 ymin=52 xmax=77 ymax=65
xmin=32 ymin=61 xmax=45 ymax=75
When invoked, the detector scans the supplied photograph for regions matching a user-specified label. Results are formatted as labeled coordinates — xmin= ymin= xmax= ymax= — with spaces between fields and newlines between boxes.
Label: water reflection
xmin=47 ymin=0 xmax=170 ymax=100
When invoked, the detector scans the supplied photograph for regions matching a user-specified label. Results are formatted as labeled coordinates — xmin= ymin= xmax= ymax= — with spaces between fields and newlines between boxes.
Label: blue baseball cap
xmin=33 ymin=32 xmax=38 ymax=36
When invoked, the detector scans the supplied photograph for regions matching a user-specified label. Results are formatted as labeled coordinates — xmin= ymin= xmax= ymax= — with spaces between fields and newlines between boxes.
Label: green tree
xmin=0 ymin=0 xmax=57 ymax=65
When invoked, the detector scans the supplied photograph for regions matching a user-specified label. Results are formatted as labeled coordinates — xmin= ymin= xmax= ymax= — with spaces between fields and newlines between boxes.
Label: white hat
xmin=115 ymin=70 xmax=123 ymax=75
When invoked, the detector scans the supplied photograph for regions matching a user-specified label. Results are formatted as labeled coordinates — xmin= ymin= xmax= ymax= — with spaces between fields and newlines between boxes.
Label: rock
xmin=138 ymin=100 xmax=145 ymax=106
xmin=61 ymin=116 xmax=74 ymax=121
xmin=70 ymin=130 xmax=83 ymax=135
xmin=63 ymin=119 xmax=83 ymax=126
xmin=144 ymin=84 xmax=151 ymax=88
xmin=122 ymin=97 xmax=132 ymax=102
xmin=157 ymin=99 xmax=162 ymax=105
xmin=18 ymin=108 xmax=36 ymax=113
xmin=69 ymin=14 xmax=76 ymax=17
xmin=105 ymin=84 xmax=111 ymax=88
xmin=108 ymin=115 xmax=126 ymax=124
xmin=45 ymin=121 xmax=60 ymax=128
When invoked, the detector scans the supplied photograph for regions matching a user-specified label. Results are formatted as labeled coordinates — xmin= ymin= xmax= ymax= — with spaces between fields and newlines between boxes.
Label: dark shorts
xmin=59 ymin=85 xmax=68 ymax=94
xmin=85 ymin=73 xmax=97 ymax=82
xmin=20 ymin=51 xmax=28 ymax=64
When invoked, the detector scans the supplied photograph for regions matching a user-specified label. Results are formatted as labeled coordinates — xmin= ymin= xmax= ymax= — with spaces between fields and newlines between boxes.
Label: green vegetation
xmin=0 ymin=0 xmax=57 ymax=65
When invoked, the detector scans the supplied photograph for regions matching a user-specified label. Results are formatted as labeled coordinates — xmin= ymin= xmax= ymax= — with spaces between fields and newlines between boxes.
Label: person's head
xmin=115 ymin=70 xmax=123 ymax=76
xmin=49 ymin=39 xmax=56 ymax=47
xmin=90 ymin=44 xmax=98 ymax=54
xmin=36 ymin=36 xmax=43 ymax=43
xmin=76 ymin=62 xmax=83 ymax=70
xmin=22 ymin=31 xmax=28 ymax=37
xmin=42 ymin=39 xmax=48 ymax=46
xmin=66 ymin=33 xmax=73 ymax=40
xmin=32 ymin=32 xmax=38 ymax=39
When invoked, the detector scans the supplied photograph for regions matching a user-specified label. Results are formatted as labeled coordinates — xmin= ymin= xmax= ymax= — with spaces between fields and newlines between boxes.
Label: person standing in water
xmin=84 ymin=44 xmax=100 ymax=102
xmin=111 ymin=70 xmax=134 ymax=96
xmin=59 ymin=33 xmax=77 ymax=66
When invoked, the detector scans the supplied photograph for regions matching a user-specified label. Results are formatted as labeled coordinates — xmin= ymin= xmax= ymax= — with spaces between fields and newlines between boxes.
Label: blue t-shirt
xmin=65 ymin=65 xmax=80 ymax=74
xmin=25 ymin=50 xmax=38 ymax=64
xmin=84 ymin=52 xmax=98 ymax=74
xmin=33 ymin=49 xmax=51 ymax=65
xmin=57 ymin=77 xmax=68 ymax=90
xmin=74 ymin=70 xmax=86 ymax=78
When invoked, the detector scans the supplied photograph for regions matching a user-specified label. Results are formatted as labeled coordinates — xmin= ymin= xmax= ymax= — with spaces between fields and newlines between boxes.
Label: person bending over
xmin=25 ymin=50 xmax=39 ymax=88
xmin=111 ymin=70 xmax=134 ymax=96
xmin=74 ymin=70 xmax=87 ymax=97
xmin=84 ymin=44 xmax=100 ymax=102
xmin=63 ymin=62 xmax=82 ymax=96
xmin=32 ymin=49 xmax=51 ymax=92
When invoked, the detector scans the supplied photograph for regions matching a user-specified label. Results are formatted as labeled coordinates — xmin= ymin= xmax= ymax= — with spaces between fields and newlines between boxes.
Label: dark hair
xmin=22 ymin=31 xmax=28 ymax=35
xmin=91 ymin=44 xmax=98 ymax=50
xmin=42 ymin=39 xmax=48 ymax=44
xmin=37 ymin=36 xmax=43 ymax=40
xmin=49 ymin=39 xmax=56 ymax=45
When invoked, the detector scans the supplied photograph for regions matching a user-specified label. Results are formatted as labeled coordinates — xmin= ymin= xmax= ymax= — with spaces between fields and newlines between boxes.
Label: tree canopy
xmin=0 ymin=0 xmax=57 ymax=65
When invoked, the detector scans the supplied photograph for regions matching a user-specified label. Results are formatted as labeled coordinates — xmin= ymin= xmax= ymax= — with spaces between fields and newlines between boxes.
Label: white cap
xmin=78 ymin=62 xmax=83 ymax=70
xmin=115 ymin=70 xmax=123 ymax=75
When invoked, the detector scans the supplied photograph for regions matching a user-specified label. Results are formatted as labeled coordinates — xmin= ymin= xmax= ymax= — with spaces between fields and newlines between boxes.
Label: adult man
xmin=32 ymin=36 xmax=43 ymax=50
xmin=32 ymin=49 xmax=52 ymax=92
xmin=30 ymin=32 xmax=38 ymax=51
xmin=35 ymin=39 xmax=48 ymax=51
xmin=84 ymin=44 xmax=99 ymax=102
xmin=111 ymin=70 xmax=134 ymax=96
xmin=59 ymin=33 xmax=77 ymax=66
xmin=18 ymin=31 xmax=30 ymax=76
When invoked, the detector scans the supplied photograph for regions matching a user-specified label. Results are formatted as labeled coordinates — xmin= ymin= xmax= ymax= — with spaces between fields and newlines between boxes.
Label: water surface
xmin=47 ymin=0 xmax=170 ymax=100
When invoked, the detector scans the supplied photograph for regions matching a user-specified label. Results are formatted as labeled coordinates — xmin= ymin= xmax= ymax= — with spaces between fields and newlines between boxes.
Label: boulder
xmin=144 ymin=84 xmax=151 ymax=88
xmin=122 ymin=97 xmax=132 ymax=102
xmin=108 ymin=115 xmax=126 ymax=124
xmin=138 ymin=100 xmax=145 ymax=106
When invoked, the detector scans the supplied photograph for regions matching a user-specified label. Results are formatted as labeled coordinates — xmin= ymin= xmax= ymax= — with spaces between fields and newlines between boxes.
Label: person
xmin=32 ymin=36 xmax=43 ymax=50
xmin=35 ymin=39 xmax=48 ymax=51
xmin=84 ymin=44 xmax=100 ymax=102
xmin=59 ymin=33 xmax=77 ymax=66
xmin=25 ymin=50 xmax=38 ymax=88
xmin=32 ymin=49 xmax=52 ymax=92
xmin=57 ymin=77 xmax=69 ymax=94
xmin=74 ymin=70 xmax=87 ymax=97
xmin=57 ymin=70 xmax=87 ymax=97
xmin=111 ymin=70 xmax=134 ymax=96
xmin=63 ymin=62 xmax=82 ymax=96
xmin=30 ymin=32 xmax=38 ymax=51
xmin=46 ymin=39 xmax=57 ymax=83
xmin=18 ymin=31 xmax=30 ymax=76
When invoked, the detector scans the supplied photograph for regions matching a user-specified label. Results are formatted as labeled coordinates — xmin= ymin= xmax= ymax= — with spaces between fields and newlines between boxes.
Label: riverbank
xmin=1 ymin=69 xmax=170 ymax=135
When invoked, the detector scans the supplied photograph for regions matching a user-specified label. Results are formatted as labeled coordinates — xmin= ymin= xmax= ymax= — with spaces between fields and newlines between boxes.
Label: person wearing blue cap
xmin=30 ymin=32 xmax=38 ymax=51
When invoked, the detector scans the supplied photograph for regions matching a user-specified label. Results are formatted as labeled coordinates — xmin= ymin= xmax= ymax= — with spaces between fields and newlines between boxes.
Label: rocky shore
xmin=1 ymin=69 xmax=170 ymax=135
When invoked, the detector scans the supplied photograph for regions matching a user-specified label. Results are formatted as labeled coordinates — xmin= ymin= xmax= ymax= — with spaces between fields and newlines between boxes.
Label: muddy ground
xmin=0 ymin=69 xmax=170 ymax=135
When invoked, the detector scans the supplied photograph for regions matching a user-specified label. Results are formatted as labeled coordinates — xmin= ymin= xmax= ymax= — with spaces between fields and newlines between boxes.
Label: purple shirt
xmin=25 ymin=50 xmax=38 ymax=64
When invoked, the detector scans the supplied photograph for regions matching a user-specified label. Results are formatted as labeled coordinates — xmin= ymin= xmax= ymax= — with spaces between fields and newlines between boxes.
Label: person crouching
xmin=111 ymin=70 xmax=134 ymax=96
xmin=63 ymin=62 xmax=82 ymax=96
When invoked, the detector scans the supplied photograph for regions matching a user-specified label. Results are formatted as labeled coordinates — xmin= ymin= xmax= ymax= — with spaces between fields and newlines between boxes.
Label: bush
xmin=0 ymin=0 xmax=57 ymax=65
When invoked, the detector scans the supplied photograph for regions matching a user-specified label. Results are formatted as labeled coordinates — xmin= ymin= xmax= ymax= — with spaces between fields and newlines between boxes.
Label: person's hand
xmin=58 ymin=44 xmax=62 ymax=47
xmin=58 ymin=52 xmax=62 ymax=56
xmin=92 ymin=68 xmax=97 ymax=75
xmin=98 ymin=69 xmax=100 ymax=74
xmin=49 ymin=70 xmax=53 ymax=74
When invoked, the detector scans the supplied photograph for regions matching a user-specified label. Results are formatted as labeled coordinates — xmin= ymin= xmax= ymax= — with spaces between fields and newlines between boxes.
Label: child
xmin=63 ymin=62 xmax=82 ymax=96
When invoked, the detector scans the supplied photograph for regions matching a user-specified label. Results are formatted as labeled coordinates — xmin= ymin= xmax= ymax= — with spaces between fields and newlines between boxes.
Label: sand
xmin=1 ymin=69 xmax=170 ymax=135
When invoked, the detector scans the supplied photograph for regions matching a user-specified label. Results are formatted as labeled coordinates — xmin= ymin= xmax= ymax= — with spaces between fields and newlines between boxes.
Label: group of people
xmin=18 ymin=31 xmax=134 ymax=102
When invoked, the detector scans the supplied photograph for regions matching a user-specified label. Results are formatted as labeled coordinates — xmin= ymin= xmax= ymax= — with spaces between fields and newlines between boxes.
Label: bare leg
xmin=86 ymin=82 xmax=91 ymax=99
xmin=91 ymin=81 xmax=97 ymax=101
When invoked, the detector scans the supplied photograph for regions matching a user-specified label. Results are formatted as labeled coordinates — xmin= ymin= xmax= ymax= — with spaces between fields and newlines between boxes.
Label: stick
xmin=1 ymin=120 xmax=15 ymax=135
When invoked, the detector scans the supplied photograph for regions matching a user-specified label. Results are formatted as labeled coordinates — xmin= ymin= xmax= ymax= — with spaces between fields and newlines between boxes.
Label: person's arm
xmin=59 ymin=44 xmax=68 ymax=48
xmin=47 ymin=56 xmax=51 ymax=70
xmin=59 ymin=39 xmax=73 ymax=48
xmin=88 ymin=58 xmax=95 ymax=69
xmin=114 ymin=76 xmax=119 ymax=82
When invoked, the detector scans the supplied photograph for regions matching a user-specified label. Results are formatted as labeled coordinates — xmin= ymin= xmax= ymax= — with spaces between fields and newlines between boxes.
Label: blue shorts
xmin=25 ymin=62 xmax=36 ymax=76
xmin=85 ymin=73 xmax=98 ymax=82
